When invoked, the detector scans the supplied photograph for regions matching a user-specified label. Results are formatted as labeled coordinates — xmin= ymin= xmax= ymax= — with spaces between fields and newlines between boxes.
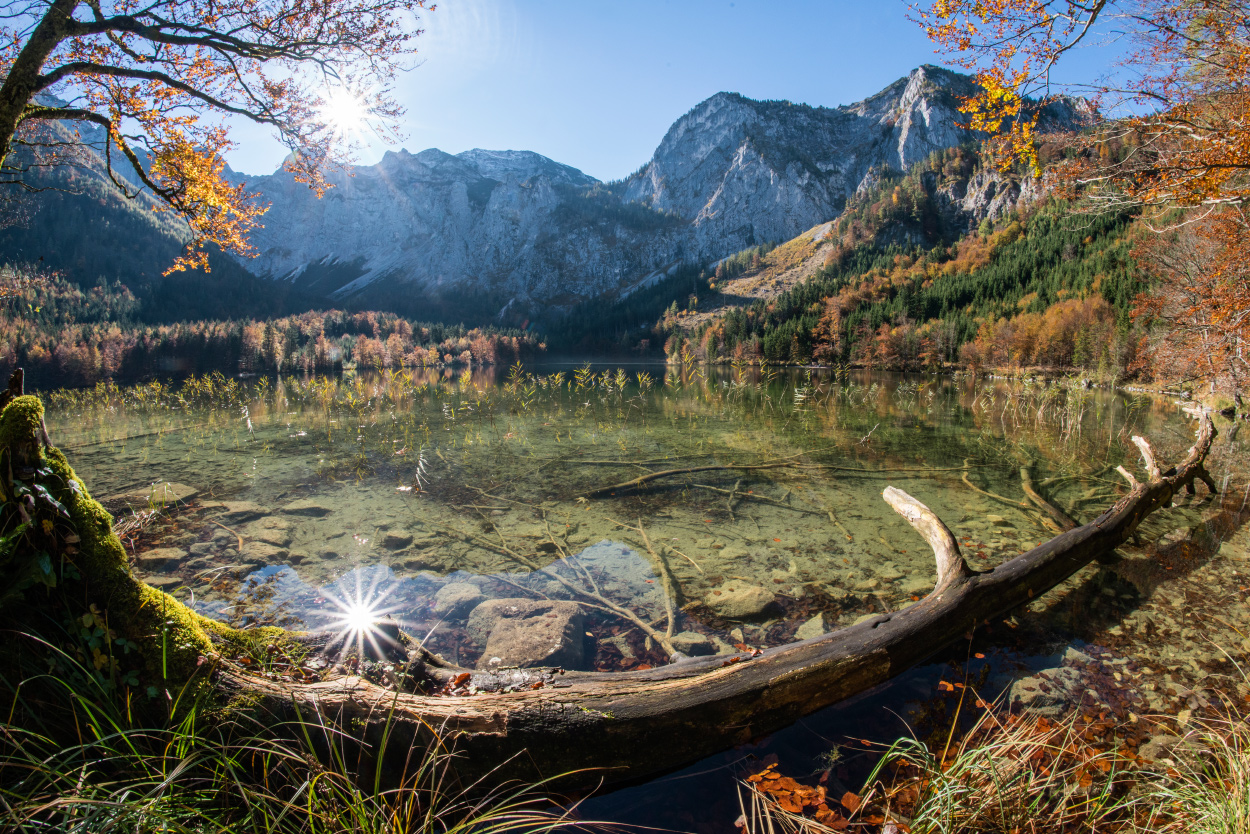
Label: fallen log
xmin=0 ymin=370 xmax=1219 ymax=794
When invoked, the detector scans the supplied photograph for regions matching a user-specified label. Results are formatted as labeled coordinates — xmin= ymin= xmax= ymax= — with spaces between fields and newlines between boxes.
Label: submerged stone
xmin=242 ymin=517 xmax=294 ymax=548
xmin=211 ymin=500 xmax=265 ymax=521
xmin=705 ymin=582 xmax=778 ymax=620
xmin=671 ymin=631 xmax=715 ymax=656
xmin=134 ymin=547 xmax=186 ymax=570
xmin=107 ymin=481 xmax=199 ymax=508
xmin=794 ymin=613 xmax=828 ymax=641
xmin=281 ymin=499 xmax=333 ymax=517
xmin=469 ymin=599 xmax=585 ymax=670
xmin=901 ymin=575 xmax=933 ymax=597
xmin=381 ymin=531 xmax=414 ymax=550
xmin=240 ymin=541 xmax=289 ymax=564
xmin=432 ymin=583 xmax=484 ymax=619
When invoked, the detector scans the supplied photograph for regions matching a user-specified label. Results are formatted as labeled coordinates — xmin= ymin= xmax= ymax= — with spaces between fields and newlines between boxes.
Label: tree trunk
xmin=0 ymin=372 xmax=1219 ymax=792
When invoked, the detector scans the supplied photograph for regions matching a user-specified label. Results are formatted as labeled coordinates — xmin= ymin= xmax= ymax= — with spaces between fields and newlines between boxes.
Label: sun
xmin=322 ymin=570 xmax=401 ymax=661
xmin=317 ymin=87 xmax=371 ymax=138
xmin=339 ymin=599 xmax=377 ymax=634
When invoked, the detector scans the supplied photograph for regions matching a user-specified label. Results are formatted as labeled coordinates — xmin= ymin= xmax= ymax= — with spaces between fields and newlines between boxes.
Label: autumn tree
xmin=0 ymin=0 xmax=428 ymax=271
xmin=917 ymin=0 xmax=1250 ymax=391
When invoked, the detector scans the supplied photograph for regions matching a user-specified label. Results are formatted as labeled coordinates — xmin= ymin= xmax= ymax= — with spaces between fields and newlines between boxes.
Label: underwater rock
xmin=986 ymin=514 xmax=1010 ymax=527
xmin=146 ymin=575 xmax=183 ymax=590
xmin=280 ymin=499 xmax=333 ymax=517
xmin=242 ymin=517 xmax=294 ymax=548
xmin=240 ymin=541 xmax=290 ymax=565
xmin=794 ymin=613 xmax=828 ymax=641
xmin=134 ymin=547 xmax=186 ymax=570
xmin=878 ymin=565 xmax=905 ymax=582
xmin=107 ymin=481 xmax=199 ymax=508
xmin=900 ymin=575 xmax=933 ymax=597
xmin=470 ymin=599 xmax=586 ymax=670
xmin=402 ymin=553 xmax=446 ymax=572
xmin=1007 ymin=650 xmax=1093 ymax=718
xmin=705 ymin=582 xmax=778 ymax=619
xmin=671 ymin=631 xmax=715 ymax=656
xmin=380 ymin=531 xmax=414 ymax=550
xmin=432 ymin=583 xmax=484 ymax=619
xmin=189 ymin=542 xmax=218 ymax=557
xmin=210 ymin=500 xmax=265 ymax=521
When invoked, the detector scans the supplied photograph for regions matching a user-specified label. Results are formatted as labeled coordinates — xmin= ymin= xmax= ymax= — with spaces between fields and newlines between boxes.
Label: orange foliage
xmin=1134 ymin=211 xmax=1250 ymax=390
xmin=0 ymin=0 xmax=428 ymax=271
xmin=918 ymin=0 xmax=1250 ymax=389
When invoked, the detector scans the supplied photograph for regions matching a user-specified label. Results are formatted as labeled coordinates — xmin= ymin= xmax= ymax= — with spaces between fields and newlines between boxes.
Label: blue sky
xmin=224 ymin=0 xmax=1122 ymax=182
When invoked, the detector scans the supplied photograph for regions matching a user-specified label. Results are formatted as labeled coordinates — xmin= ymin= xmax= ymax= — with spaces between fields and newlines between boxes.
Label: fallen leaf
xmin=841 ymin=791 xmax=861 ymax=812
xmin=453 ymin=672 xmax=471 ymax=687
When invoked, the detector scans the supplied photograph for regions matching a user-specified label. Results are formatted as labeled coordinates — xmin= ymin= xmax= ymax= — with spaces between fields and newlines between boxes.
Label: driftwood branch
xmin=215 ymin=414 xmax=1218 ymax=792
xmin=582 ymin=460 xmax=799 ymax=499
xmin=1020 ymin=466 xmax=1078 ymax=532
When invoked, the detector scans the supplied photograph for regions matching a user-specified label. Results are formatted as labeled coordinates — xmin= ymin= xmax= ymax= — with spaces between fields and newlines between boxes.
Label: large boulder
xmin=469 ymin=599 xmax=586 ymax=670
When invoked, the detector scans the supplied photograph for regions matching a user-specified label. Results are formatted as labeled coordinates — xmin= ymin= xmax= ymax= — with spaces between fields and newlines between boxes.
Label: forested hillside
xmin=657 ymin=145 xmax=1146 ymax=380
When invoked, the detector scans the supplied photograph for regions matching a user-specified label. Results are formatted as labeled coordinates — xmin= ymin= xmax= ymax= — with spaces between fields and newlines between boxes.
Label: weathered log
xmin=0 ymin=375 xmax=1219 ymax=793
xmin=218 ymin=413 xmax=1217 ymax=791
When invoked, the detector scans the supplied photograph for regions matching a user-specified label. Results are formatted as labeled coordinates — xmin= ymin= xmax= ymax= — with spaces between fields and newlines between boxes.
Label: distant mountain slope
xmin=649 ymin=144 xmax=1141 ymax=375
xmin=620 ymin=66 xmax=977 ymax=253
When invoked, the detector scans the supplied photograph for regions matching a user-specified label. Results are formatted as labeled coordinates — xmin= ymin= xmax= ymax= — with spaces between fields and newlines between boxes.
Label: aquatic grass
xmin=857 ymin=703 xmax=1137 ymax=834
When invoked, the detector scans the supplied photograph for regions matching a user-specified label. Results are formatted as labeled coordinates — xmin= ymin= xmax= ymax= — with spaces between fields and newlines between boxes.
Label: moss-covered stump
xmin=0 ymin=375 xmax=248 ymax=700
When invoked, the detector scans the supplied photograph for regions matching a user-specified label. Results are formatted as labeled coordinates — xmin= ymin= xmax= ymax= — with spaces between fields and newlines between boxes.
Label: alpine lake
xmin=41 ymin=363 xmax=1248 ymax=826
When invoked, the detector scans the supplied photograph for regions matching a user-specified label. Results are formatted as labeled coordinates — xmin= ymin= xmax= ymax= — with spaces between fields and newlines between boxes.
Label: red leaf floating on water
xmin=840 ymin=791 xmax=861 ymax=813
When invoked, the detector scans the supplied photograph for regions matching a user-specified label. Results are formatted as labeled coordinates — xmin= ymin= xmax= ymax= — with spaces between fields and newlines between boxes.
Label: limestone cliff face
xmin=622 ymin=65 xmax=978 ymax=252
xmin=238 ymin=66 xmax=994 ymax=316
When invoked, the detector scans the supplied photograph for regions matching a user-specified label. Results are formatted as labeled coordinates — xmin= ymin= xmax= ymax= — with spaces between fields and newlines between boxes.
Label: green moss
xmin=0 ymin=395 xmax=47 ymax=457
xmin=44 ymin=446 xmax=216 ymax=684
xmin=1 ymin=395 xmax=315 ymax=702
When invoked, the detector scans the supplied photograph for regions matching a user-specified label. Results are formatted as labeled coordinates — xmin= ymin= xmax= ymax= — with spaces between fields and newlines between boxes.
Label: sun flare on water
xmin=339 ymin=600 xmax=378 ymax=634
